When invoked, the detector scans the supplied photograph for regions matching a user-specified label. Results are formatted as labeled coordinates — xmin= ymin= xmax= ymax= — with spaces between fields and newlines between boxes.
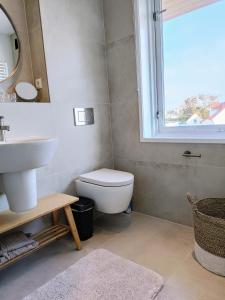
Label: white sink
xmin=0 ymin=137 xmax=58 ymax=212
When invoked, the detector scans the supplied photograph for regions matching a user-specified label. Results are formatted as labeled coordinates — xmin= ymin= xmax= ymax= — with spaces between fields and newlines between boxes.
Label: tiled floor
xmin=0 ymin=212 xmax=224 ymax=300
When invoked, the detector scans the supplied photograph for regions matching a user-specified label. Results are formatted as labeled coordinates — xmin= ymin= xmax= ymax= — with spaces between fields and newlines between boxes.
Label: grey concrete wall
xmin=0 ymin=0 xmax=113 ymax=232
xmin=103 ymin=0 xmax=225 ymax=225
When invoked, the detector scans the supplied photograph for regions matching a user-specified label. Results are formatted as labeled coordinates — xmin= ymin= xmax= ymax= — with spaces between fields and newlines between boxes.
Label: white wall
xmin=0 ymin=0 xmax=113 ymax=227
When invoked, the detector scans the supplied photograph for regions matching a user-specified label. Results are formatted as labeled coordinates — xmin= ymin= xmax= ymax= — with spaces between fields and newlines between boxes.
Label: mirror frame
xmin=0 ymin=3 xmax=21 ymax=84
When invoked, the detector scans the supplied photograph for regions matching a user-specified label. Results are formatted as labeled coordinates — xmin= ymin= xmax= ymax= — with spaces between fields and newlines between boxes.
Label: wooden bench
xmin=0 ymin=193 xmax=81 ymax=270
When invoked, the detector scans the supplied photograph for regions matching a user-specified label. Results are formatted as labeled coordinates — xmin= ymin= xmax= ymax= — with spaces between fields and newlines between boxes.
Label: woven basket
xmin=187 ymin=194 xmax=225 ymax=258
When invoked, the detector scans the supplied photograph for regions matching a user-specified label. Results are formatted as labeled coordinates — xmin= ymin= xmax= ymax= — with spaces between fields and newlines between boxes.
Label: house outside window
xmin=134 ymin=0 xmax=225 ymax=143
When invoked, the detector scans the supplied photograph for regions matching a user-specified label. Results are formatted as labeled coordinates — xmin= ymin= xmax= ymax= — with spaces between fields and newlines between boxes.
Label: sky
xmin=163 ymin=0 xmax=225 ymax=111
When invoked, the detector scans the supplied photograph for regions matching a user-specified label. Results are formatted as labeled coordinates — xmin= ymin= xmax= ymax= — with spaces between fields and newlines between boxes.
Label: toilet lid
xmin=79 ymin=168 xmax=134 ymax=187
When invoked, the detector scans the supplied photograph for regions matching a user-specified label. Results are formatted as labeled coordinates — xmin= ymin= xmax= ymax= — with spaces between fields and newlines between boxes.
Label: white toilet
xmin=75 ymin=168 xmax=134 ymax=214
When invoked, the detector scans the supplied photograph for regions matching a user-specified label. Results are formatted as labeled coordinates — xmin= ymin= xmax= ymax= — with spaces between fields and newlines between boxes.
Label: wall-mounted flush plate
xmin=73 ymin=108 xmax=94 ymax=126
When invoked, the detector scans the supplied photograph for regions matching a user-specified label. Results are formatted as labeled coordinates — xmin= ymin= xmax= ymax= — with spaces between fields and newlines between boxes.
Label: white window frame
xmin=134 ymin=0 xmax=225 ymax=143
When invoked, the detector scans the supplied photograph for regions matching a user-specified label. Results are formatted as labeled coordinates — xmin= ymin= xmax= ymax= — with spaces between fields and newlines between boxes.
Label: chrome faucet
xmin=0 ymin=116 xmax=10 ymax=142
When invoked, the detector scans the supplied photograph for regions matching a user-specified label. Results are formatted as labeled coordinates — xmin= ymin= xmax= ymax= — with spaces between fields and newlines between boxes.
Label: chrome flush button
xmin=73 ymin=108 xmax=94 ymax=126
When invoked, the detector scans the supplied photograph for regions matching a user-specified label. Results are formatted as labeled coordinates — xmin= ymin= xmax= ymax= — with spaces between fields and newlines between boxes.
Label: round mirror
xmin=0 ymin=5 xmax=20 ymax=83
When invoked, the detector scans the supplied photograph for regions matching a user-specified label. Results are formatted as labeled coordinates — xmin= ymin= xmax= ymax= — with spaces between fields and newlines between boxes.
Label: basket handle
xmin=187 ymin=193 xmax=197 ymax=205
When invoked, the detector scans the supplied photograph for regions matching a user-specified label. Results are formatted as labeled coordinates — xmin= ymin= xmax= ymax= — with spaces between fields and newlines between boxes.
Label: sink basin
xmin=0 ymin=137 xmax=58 ymax=212
xmin=0 ymin=137 xmax=58 ymax=173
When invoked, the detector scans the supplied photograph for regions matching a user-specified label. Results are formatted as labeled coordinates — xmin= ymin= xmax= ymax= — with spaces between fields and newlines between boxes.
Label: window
xmin=135 ymin=0 xmax=225 ymax=142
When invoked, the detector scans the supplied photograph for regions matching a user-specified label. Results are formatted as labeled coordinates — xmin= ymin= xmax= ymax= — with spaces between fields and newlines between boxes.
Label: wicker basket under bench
xmin=0 ymin=193 xmax=81 ymax=270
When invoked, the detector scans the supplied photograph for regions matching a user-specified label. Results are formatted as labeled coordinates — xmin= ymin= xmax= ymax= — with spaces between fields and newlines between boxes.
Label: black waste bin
xmin=71 ymin=197 xmax=94 ymax=241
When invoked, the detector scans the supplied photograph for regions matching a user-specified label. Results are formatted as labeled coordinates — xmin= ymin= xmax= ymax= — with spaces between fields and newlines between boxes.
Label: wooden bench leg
xmin=52 ymin=210 xmax=60 ymax=225
xmin=64 ymin=205 xmax=81 ymax=250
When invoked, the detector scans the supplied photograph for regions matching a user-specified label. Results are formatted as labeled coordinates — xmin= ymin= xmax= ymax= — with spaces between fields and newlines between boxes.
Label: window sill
xmin=141 ymin=135 xmax=225 ymax=144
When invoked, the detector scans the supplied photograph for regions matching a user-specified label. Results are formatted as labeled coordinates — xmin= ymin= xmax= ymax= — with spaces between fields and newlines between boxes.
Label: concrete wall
xmin=103 ymin=0 xmax=225 ymax=225
xmin=0 ymin=0 xmax=113 ymax=231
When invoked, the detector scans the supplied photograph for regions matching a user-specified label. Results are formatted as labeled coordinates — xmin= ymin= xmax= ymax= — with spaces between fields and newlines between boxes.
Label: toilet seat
xmin=79 ymin=168 xmax=134 ymax=187
xmin=75 ymin=168 xmax=134 ymax=214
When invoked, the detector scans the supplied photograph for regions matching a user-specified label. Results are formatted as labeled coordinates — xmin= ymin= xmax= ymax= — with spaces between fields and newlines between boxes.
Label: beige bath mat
xmin=23 ymin=249 xmax=163 ymax=300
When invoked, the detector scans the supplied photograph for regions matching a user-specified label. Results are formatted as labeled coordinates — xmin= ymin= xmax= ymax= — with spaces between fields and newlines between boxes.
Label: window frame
xmin=134 ymin=0 xmax=225 ymax=143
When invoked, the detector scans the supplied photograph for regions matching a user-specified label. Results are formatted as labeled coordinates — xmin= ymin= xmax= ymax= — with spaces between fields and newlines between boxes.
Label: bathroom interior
xmin=0 ymin=0 xmax=225 ymax=299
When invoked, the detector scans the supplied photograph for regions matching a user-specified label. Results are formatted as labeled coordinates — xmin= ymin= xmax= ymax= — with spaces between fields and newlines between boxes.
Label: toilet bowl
xmin=75 ymin=168 xmax=134 ymax=214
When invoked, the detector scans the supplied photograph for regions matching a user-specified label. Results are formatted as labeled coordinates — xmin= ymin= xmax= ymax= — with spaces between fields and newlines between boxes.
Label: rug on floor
xmin=23 ymin=249 xmax=164 ymax=300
